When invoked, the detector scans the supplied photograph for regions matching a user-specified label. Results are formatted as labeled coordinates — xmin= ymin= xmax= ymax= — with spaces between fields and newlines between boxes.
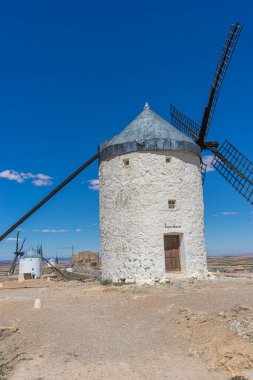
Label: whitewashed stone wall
xmin=99 ymin=150 xmax=207 ymax=282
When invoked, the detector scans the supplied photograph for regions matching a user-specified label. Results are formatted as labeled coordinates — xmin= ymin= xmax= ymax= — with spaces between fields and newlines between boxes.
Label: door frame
xmin=163 ymin=232 xmax=185 ymax=273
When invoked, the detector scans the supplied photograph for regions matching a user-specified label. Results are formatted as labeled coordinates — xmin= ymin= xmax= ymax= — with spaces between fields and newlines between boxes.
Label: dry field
xmin=0 ymin=274 xmax=253 ymax=380
xmin=207 ymin=254 xmax=253 ymax=273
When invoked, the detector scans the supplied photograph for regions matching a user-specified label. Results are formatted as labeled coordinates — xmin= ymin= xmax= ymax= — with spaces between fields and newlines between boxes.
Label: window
xmin=168 ymin=199 xmax=176 ymax=209
xmin=166 ymin=157 xmax=171 ymax=163
xmin=123 ymin=158 xmax=129 ymax=166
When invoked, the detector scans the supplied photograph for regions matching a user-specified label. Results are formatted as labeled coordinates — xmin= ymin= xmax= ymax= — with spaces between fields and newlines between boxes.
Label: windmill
xmin=170 ymin=23 xmax=252 ymax=203
xmin=0 ymin=21 xmax=251 ymax=248
xmin=8 ymin=231 xmax=26 ymax=275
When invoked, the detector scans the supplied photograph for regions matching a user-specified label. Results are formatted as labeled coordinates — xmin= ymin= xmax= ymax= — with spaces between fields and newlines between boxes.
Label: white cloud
xmin=0 ymin=170 xmax=24 ymax=183
xmin=76 ymin=228 xmax=82 ymax=232
xmin=88 ymin=179 xmax=99 ymax=191
xmin=213 ymin=211 xmax=239 ymax=217
xmin=32 ymin=178 xmax=52 ymax=186
xmin=0 ymin=170 xmax=53 ymax=186
xmin=20 ymin=172 xmax=34 ymax=180
xmin=32 ymin=229 xmax=68 ymax=233
xmin=36 ymin=173 xmax=52 ymax=180
xmin=220 ymin=211 xmax=239 ymax=215
xmin=5 ymin=237 xmax=20 ymax=241
xmin=202 ymin=155 xmax=215 ymax=173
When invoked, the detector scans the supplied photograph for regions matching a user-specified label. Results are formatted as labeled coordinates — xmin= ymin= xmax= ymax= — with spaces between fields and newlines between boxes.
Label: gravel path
xmin=0 ymin=276 xmax=253 ymax=379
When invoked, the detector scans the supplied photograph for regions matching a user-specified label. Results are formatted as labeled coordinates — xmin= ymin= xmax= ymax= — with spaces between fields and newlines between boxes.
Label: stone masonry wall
xmin=99 ymin=150 xmax=207 ymax=282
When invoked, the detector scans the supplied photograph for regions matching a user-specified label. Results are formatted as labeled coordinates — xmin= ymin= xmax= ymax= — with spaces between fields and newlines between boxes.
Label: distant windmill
xmin=8 ymin=231 xmax=26 ymax=275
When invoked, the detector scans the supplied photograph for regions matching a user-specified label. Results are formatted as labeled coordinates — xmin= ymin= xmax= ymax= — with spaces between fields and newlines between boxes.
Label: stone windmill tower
xmin=99 ymin=103 xmax=206 ymax=282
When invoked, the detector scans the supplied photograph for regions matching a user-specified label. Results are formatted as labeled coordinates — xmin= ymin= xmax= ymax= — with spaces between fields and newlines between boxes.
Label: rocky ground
xmin=0 ymin=275 xmax=253 ymax=380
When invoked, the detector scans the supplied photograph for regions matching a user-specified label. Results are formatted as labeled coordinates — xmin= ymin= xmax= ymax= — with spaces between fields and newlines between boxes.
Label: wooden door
xmin=164 ymin=235 xmax=181 ymax=271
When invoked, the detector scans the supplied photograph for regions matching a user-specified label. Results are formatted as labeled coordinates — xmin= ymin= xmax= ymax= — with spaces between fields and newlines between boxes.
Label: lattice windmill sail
xmin=0 ymin=21 xmax=251 ymax=247
xmin=210 ymin=141 xmax=253 ymax=203
xmin=199 ymin=23 xmax=242 ymax=141
xmin=8 ymin=231 xmax=26 ymax=275
xmin=170 ymin=22 xmax=252 ymax=204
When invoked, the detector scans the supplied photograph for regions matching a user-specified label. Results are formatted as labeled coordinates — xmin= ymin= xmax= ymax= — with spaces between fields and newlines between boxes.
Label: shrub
xmin=100 ymin=279 xmax=112 ymax=286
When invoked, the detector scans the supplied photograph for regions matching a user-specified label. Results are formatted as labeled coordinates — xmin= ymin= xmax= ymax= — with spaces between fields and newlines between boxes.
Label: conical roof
xmin=99 ymin=103 xmax=200 ymax=161
xmin=20 ymin=247 xmax=42 ymax=259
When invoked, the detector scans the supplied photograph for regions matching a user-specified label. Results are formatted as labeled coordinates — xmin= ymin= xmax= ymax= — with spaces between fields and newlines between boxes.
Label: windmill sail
xmin=198 ymin=23 xmax=242 ymax=145
xmin=38 ymin=245 xmax=67 ymax=280
xmin=0 ymin=152 xmax=99 ymax=242
xmin=210 ymin=140 xmax=253 ymax=204
xmin=170 ymin=104 xmax=200 ymax=141
xmin=9 ymin=233 xmax=26 ymax=275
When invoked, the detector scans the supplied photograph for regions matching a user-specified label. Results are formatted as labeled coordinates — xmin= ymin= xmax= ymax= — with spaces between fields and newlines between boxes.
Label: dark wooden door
xmin=164 ymin=235 xmax=181 ymax=271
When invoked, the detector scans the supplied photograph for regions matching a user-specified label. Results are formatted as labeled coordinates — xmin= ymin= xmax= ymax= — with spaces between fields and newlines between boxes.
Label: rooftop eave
xmin=99 ymin=137 xmax=201 ymax=162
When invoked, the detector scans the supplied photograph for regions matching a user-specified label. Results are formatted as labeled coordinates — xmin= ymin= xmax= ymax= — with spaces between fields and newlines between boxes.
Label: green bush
xmin=100 ymin=279 xmax=112 ymax=286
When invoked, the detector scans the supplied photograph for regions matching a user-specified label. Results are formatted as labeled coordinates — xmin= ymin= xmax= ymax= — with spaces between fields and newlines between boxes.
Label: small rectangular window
xmin=168 ymin=199 xmax=176 ymax=209
xmin=123 ymin=158 xmax=129 ymax=166
xmin=166 ymin=157 xmax=171 ymax=163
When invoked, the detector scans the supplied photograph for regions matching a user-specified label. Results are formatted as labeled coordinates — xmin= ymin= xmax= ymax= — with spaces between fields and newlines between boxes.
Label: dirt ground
xmin=1 ymin=275 xmax=253 ymax=380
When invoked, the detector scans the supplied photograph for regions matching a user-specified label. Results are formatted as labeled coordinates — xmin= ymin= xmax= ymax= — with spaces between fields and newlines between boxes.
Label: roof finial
xmin=143 ymin=102 xmax=150 ymax=110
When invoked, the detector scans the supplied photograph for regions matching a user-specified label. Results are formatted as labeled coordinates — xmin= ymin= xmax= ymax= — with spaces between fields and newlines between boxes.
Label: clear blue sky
xmin=0 ymin=0 xmax=252 ymax=259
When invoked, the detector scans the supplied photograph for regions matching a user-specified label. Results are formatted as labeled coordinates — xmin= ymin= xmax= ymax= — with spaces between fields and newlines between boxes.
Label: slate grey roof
xmin=20 ymin=248 xmax=42 ymax=259
xmin=99 ymin=103 xmax=200 ymax=161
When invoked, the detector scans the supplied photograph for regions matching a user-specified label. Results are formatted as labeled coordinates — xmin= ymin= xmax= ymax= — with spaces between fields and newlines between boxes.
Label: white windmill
xmin=99 ymin=102 xmax=206 ymax=282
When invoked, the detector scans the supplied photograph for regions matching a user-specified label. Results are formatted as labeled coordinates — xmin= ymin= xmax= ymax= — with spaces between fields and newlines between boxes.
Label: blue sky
xmin=0 ymin=0 xmax=252 ymax=259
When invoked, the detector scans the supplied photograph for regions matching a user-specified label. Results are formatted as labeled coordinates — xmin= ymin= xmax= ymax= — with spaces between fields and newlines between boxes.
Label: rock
xmin=135 ymin=279 xmax=154 ymax=285
xmin=217 ymin=312 xmax=226 ymax=318
xmin=34 ymin=299 xmax=41 ymax=309
xmin=1 ymin=330 xmax=12 ymax=338
xmin=0 ymin=326 xmax=18 ymax=332
xmin=199 ymin=316 xmax=208 ymax=323
xmin=125 ymin=278 xmax=135 ymax=284
xmin=206 ymin=272 xmax=216 ymax=279
xmin=179 ymin=306 xmax=191 ymax=314
xmin=18 ymin=273 xmax=25 ymax=282
xmin=0 ymin=326 xmax=19 ymax=338
xmin=160 ymin=278 xmax=171 ymax=284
